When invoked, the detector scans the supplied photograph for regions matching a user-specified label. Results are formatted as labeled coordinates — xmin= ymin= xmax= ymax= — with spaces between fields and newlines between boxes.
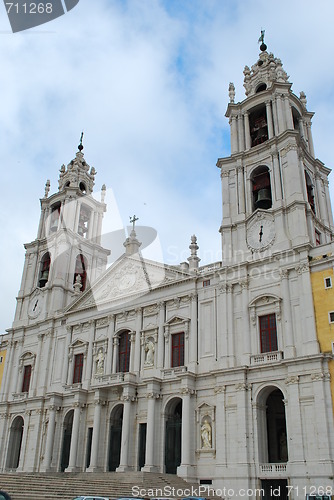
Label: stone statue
xmin=201 ymin=418 xmax=212 ymax=449
xmin=144 ymin=340 xmax=155 ymax=366
xmin=95 ymin=348 xmax=104 ymax=375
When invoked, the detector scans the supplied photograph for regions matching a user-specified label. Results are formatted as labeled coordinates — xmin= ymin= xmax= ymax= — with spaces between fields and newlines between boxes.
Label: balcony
xmin=259 ymin=463 xmax=288 ymax=477
xmin=251 ymin=351 xmax=283 ymax=365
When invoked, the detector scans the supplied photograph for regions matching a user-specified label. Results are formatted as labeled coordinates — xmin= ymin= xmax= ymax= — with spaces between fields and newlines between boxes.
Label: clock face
xmin=247 ymin=218 xmax=275 ymax=251
xmin=28 ymin=292 xmax=44 ymax=319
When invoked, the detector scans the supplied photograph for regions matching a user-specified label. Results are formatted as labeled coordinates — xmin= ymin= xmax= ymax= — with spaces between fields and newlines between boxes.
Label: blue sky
xmin=1 ymin=0 xmax=334 ymax=333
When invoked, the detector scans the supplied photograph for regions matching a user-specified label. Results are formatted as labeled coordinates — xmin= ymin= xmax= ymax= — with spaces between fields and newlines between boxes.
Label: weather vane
xmin=130 ymin=215 xmax=139 ymax=230
xmin=258 ymin=29 xmax=267 ymax=52
xmin=78 ymin=131 xmax=84 ymax=152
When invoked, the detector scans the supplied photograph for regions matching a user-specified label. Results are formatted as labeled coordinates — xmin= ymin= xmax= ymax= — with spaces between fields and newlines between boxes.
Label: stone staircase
xmin=0 ymin=472 xmax=217 ymax=500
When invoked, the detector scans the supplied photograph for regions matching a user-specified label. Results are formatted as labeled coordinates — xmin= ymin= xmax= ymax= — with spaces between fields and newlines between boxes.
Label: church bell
xmin=255 ymin=188 xmax=272 ymax=209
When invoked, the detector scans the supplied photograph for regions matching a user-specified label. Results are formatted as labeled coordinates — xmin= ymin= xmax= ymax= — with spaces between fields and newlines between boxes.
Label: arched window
xmin=50 ymin=202 xmax=61 ymax=232
xmin=73 ymin=254 xmax=87 ymax=292
xmin=249 ymin=105 xmax=268 ymax=147
xmin=78 ymin=204 xmax=91 ymax=238
xmin=251 ymin=166 xmax=272 ymax=211
xmin=118 ymin=331 xmax=131 ymax=373
xmin=305 ymin=171 xmax=316 ymax=214
xmin=256 ymin=83 xmax=267 ymax=93
xmin=39 ymin=252 xmax=51 ymax=288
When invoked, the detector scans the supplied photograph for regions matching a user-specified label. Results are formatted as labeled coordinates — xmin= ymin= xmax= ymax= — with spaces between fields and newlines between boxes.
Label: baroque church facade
xmin=1 ymin=43 xmax=334 ymax=497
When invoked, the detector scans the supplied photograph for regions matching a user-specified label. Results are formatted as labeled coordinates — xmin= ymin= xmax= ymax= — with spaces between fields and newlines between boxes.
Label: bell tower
xmin=218 ymin=35 xmax=334 ymax=263
xmin=13 ymin=137 xmax=110 ymax=327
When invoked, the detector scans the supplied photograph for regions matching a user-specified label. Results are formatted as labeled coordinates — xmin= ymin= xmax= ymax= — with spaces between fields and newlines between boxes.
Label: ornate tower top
xmin=58 ymin=134 xmax=96 ymax=194
xmin=243 ymin=33 xmax=290 ymax=97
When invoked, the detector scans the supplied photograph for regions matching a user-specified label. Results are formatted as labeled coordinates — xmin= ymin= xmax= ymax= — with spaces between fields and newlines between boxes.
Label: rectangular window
xmin=203 ymin=280 xmax=211 ymax=287
xmin=259 ymin=314 xmax=278 ymax=353
xmin=329 ymin=312 xmax=334 ymax=324
xmin=21 ymin=364 xmax=32 ymax=393
xmin=171 ymin=332 xmax=184 ymax=367
xmin=0 ymin=356 xmax=3 ymax=363
xmin=315 ymin=230 xmax=321 ymax=246
xmin=73 ymin=353 xmax=84 ymax=384
xmin=325 ymin=277 xmax=332 ymax=289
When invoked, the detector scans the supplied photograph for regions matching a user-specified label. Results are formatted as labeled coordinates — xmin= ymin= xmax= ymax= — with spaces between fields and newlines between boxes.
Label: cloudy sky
xmin=1 ymin=0 xmax=334 ymax=333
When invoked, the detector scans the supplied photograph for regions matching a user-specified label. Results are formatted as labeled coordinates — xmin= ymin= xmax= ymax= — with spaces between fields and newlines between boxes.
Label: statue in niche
xmin=95 ymin=348 xmax=105 ymax=375
xmin=201 ymin=418 xmax=212 ymax=449
xmin=144 ymin=339 xmax=155 ymax=366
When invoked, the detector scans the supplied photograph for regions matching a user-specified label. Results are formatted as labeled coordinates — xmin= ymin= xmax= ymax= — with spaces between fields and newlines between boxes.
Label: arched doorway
xmin=108 ymin=405 xmax=123 ymax=471
xmin=165 ymin=398 xmax=182 ymax=474
xmin=6 ymin=416 xmax=24 ymax=469
xmin=257 ymin=387 xmax=288 ymax=500
xmin=257 ymin=386 xmax=288 ymax=463
xmin=60 ymin=410 xmax=73 ymax=472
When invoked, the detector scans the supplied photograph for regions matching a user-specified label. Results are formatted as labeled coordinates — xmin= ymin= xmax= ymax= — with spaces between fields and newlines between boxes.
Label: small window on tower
xmin=249 ymin=105 xmax=268 ymax=147
xmin=255 ymin=83 xmax=267 ymax=93
xmin=73 ymin=353 xmax=84 ymax=384
xmin=315 ymin=230 xmax=321 ymax=246
xmin=21 ymin=364 xmax=32 ymax=393
xmin=73 ymin=254 xmax=87 ymax=292
xmin=325 ymin=277 xmax=332 ymax=289
xmin=39 ymin=252 xmax=51 ymax=288
xmin=251 ymin=166 xmax=272 ymax=211
xmin=329 ymin=311 xmax=334 ymax=324
xmin=305 ymin=171 xmax=316 ymax=215
xmin=50 ymin=202 xmax=61 ymax=232
xmin=78 ymin=204 xmax=91 ymax=238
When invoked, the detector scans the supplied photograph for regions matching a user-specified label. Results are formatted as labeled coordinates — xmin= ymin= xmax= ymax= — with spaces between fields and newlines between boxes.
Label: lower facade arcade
xmin=0 ymin=367 xmax=333 ymax=496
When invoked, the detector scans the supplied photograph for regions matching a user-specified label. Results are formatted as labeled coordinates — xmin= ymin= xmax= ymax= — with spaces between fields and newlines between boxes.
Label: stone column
xmin=117 ymin=395 xmax=133 ymax=472
xmin=227 ymin=284 xmax=235 ymax=367
xmin=129 ymin=332 xmax=136 ymax=372
xmin=265 ymin=100 xmax=274 ymax=138
xmin=285 ymin=377 xmax=304 ymax=463
xmin=272 ymin=152 xmax=283 ymax=201
xmin=315 ymin=174 xmax=328 ymax=225
xmin=17 ymin=409 xmax=32 ymax=472
xmin=178 ymin=388 xmax=195 ymax=479
xmin=106 ymin=315 xmax=115 ymax=375
xmin=32 ymin=333 xmax=44 ymax=396
xmin=306 ymin=121 xmax=315 ymax=157
xmin=241 ymin=279 xmax=250 ymax=364
xmin=63 ymin=327 xmax=72 ymax=386
xmin=237 ymin=166 xmax=245 ymax=214
xmin=66 ymin=403 xmax=82 ymax=472
xmin=295 ymin=262 xmax=319 ymax=355
xmin=284 ymin=95 xmax=294 ymax=130
xmin=243 ymin=112 xmax=251 ymax=149
xmin=43 ymin=405 xmax=57 ymax=471
xmin=324 ymin=180 xmax=334 ymax=230
xmin=188 ymin=294 xmax=197 ymax=370
xmin=230 ymin=115 xmax=238 ymax=154
xmin=0 ymin=412 xmax=10 ymax=471
xmin=13 ymin=340 xmax=24 ymax=395
xmin=157 ymin=302 xmax=165 ymax=369
xmin=235 ymin=383 xmax=251 ymax=482
xmin=218 ymin=283 xmax=228 ymax=368
xmin=279 ymin=269 xmax=295 ymax=358
xmin=142 ymin=391 xmax=160 ymax=472
xmin=221 ymin=170 xmax=230 ymax=221
xmin=214 ymin=386 xmax=226 ymax=467
xmin=311 ymin=372 xmax=333 ymax=462
xmin=164 ymin=325 xmax=171 ymax=368
xmin=275 ymin=94 xmax=285 ymax=134
xmin=87 ymin=398 xmax=104 ymax=471
xmin=112 ymin=336 xmax=119 ymax=374
xmin=238 ymin=113 xmax=245 ymax=152
xmin=134 ymin=308 xmax=142 ymax=373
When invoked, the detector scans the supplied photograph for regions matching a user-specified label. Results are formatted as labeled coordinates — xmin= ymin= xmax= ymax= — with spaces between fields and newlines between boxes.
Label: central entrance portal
xmin=165 ymin=399 xmax=182 ymax=474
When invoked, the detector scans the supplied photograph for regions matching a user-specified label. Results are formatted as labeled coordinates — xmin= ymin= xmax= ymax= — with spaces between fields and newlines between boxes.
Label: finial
xmin=44 ymin=179 xmax=50 ymax=198
xmin=130 ymin=215 xmax=139 ymax=231
xmin=258 ymin=29 xmax=267 ymax=52
xmin=78 ymin=131 xmax=84 ymax=152
xmin=228 ymin=82 xmax=235 ymax=103
xmin=101 ymin=184 xmax=106 ymax=203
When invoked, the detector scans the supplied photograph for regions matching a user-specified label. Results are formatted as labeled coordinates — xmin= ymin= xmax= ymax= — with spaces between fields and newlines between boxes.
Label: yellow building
xmin=310 ymin=248 xmax=334 ymax=413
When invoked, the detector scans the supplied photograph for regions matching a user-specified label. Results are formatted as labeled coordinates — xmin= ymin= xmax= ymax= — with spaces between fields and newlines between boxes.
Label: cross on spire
xmin=130 ymin=215 xmax=139 ymax=231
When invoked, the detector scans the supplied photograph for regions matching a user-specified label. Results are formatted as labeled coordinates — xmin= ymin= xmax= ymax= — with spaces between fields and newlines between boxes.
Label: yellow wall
xmin=311 ymin=267 xmax=334 ymax=413
xmin=0 ymin=349 xmax=7 ymax=389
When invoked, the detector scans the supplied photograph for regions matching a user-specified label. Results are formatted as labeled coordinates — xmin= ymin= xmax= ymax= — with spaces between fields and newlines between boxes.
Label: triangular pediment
xmin=66 ymin=254 xmax=191 ymax=314
xmin=69 ymin=339 xmax=88 ymax=349
xmin=166 ymin=315 xmax=190 ymax=325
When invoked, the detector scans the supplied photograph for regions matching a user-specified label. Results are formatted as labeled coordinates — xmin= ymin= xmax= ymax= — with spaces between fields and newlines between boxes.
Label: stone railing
xmin=259 ymin=463 xmax=287 ymax=477
xmin=251 ymin=351 xmax=283 ymax=365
